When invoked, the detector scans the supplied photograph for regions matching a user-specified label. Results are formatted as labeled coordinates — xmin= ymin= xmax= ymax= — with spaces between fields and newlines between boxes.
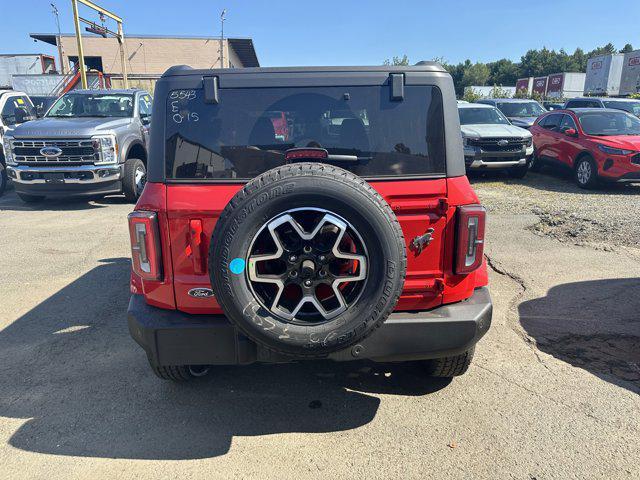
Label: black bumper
xmin=128 ymin=288 xmax=492 ymax=366
xmin=12 ymin=178 xmax=123 ymax=197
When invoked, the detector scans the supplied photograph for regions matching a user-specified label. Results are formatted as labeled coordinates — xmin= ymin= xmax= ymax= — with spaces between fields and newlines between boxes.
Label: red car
xmin=530 ymin=108 xmax=640 ymax=188
xmin=127 ymin=64 xmax=492 ymax=382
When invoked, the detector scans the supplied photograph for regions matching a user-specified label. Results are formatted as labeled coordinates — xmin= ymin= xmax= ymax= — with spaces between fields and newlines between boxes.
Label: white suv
xmin=0 ymin=90 xmax=37 ymax=196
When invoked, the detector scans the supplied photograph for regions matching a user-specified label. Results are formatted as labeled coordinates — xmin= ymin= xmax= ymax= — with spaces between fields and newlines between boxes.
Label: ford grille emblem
xmin=40 ymin=146 xmax=63 ymax=157
xmin=497 ymin=140 xmax=509 ymax=147
xmin=188 ymin=288 xmax=215 ymax=298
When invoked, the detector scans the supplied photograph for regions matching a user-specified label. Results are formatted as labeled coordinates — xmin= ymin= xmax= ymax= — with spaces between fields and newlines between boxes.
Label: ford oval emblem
xmin=40 ymin=146 xmax=63 ymax=157
xmin=497 ymin=139 xmax=509 ymax=147
xmin=188 ymin=288 xmax=215 ymax=298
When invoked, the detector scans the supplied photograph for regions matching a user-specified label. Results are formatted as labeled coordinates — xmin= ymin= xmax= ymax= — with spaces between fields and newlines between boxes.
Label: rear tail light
xmin=128 ymin=211 xmax=163 ymax=281
xmin=455 ymin=205 xmax=486 ymax=275
xmin=285 ymin=148 xmax=328 ymax=161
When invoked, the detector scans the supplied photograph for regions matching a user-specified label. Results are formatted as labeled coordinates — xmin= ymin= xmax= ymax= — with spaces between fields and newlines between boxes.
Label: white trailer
xmin=546 ymin=72 xmax=586 ymax=99
xmin=463 ymin=85 xmax=516 ymax=98
xmin=0 ymin=54 xmax=56 ymax=89
xmin=620 ymin=50 xmax=640 ymax=96
xmin=516 ymin=77 xmax=534 ymax=95
xmin=584 ymin=54 xmax=624 ymax=96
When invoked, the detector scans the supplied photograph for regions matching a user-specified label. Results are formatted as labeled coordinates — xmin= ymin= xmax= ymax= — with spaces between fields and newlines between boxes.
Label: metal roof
xmin=30 ymin=33 xmax=259 ymax=67
xmin=568 ymin=97 xmax=640 ymax=103
xmin=457 ymin=103 xmax=496 ymax=109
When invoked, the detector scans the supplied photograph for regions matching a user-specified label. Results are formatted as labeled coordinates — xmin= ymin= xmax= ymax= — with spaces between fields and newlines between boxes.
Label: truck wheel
xmin=574 ymin=155 xmax=599 ymax=189
xmin=123 ymin=158 xmax=146 ymax=202
xmin=17 ymin=192 xmax=45 ymax=203
xmin=150 ymin=364 xmax=210 ymax=381
xmin=209 ymin=163 xmax=407 ymax=357
xmin=423 ymin=348 xmax=475 ymax=377
xmin=507 ymin=164 xmax=528 ymax=179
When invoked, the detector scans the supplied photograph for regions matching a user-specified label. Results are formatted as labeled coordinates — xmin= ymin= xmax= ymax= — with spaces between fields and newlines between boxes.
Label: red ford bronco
xmin=127 ymin=64 xmax=492 ymax=381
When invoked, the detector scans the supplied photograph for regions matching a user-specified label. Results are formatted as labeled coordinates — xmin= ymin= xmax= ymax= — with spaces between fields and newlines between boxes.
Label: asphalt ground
xmin=0 ymin=169 xmax=638 ymax=479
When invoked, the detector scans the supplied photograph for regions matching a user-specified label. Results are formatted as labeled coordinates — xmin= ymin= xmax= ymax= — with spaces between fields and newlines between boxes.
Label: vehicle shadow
xmin=519 ymin=278 xmax=640 ymax=394
xmin=0 ymin=190 xmax=129 ymax=211
xmin=0 ymin=258 xmax=448 ymax=460
xmin=469 ymin=169 xmax=640 ymax=196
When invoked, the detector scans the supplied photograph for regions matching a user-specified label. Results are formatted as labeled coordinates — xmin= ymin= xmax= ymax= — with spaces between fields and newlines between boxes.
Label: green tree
xmin=462 ymin=62 xmax=490 ymax=87
xmin=383 ymin=55 xmax=410 ymax=66
xmin=620 ymin=43 xmax=634 ymax=53
xmin=487 ymin=59 xmax=519 ymax=86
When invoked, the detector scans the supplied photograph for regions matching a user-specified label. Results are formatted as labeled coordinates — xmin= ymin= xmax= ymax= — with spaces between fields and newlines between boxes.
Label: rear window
xmin=165 ymin=85 xmax=445 ymax=180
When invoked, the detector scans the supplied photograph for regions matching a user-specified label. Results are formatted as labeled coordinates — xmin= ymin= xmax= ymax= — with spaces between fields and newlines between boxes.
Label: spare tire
xmin=209 ymin=163 xmax=406 ymax=357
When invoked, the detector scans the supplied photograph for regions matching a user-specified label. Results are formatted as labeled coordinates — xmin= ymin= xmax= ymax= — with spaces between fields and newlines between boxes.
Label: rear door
xmin=163 ymin=77 xmax=450 ymax=314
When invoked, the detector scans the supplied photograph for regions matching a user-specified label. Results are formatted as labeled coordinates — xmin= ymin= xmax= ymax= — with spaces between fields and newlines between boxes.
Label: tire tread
xmin=212 ymin=162 xmax=407 ymax=358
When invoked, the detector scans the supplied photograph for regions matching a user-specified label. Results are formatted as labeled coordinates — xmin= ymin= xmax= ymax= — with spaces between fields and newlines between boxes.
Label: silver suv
xmin=4 ymin=89 xmax=152 ymax=203
xmin=458 ymin=103 xmax=533 ymax=178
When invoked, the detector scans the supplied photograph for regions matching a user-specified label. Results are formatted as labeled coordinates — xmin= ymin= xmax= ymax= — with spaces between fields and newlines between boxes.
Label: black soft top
xmin=147 ymin=64 xmax=465 ymax=182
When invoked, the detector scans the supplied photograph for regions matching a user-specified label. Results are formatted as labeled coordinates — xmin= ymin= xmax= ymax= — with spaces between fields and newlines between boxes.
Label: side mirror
xmin=564 ymin=128 xmax=578 ymax=137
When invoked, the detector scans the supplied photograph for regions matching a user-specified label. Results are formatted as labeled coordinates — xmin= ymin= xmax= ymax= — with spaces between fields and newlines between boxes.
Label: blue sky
xmin=2 ymin=0 xmax=639 ymax=66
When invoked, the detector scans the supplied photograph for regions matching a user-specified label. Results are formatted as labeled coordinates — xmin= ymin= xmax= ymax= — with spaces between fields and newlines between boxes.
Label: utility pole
xmin=219 ymin=9 xmax=226 ymax=68
xmin=51 ymin=3 xmax=65 ymax=74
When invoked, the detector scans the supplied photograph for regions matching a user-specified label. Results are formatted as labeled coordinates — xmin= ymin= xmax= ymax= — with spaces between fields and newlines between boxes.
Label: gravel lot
xmin=0 ymin=171 xmax=638 ymax=479
xmin=471 ymin=168 xmax=640 ymax=252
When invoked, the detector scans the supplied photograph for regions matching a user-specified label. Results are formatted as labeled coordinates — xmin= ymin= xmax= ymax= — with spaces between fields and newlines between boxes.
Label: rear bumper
xmin=7 ymin=164 xmax=123 ymax=197
xmin=128 ymin=287 xmax=492 ymax=366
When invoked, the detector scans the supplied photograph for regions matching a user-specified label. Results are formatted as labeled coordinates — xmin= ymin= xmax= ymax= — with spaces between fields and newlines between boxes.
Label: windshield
xmin=603 ymin=100 xmax=640 ymax=117
xmin=496 ymin=102 xmax=545 ymax=117
xmin=47 ymin=93 xmax=134 ymax=118
xmin=165 ymin=85 xmax=445 ymax=180
xmin=577 ymin=111 xmax=640 ymax=136
xmin=458 ymin=107 xmax=510 ymax=125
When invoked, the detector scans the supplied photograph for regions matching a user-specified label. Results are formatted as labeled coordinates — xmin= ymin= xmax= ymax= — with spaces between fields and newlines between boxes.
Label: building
xmin=0 ymin=54 xmax=57 ymax=88
xmin=30 ymin=33 xmax=259 ymax=93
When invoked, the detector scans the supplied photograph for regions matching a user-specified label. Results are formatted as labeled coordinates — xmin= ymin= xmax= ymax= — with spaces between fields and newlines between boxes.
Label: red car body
xmin=131 ymin=177 xmax=489 ymax=315
xmin=531 ymin=108 xmax=640 ymax=183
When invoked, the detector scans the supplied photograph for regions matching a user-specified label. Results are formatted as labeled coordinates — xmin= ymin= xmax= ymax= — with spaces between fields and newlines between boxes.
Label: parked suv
xmin=127 ymin=64 xmax=492 ymax=382
xmin=0 ymin=90 xmax=37 ymax=196
xmin=530 ymin=108 xmax=640 ymax=188
xmin=4 ymin=89 xmax=152 ymax=203
xmin=477 ymin=98 xmax=546 ymax=128
xmin=458 ymin=102 xmax=533 ymax=178
xmin=564 ymin=97 xmax=640 ymax=117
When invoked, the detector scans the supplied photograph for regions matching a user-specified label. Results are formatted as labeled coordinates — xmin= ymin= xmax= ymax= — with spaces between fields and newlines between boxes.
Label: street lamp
xmin=219 ymin=9 xmax=227 ymax=68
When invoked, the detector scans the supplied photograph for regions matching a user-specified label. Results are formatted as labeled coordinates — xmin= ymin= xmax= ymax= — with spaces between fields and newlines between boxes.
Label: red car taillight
xmin=128 ymin=211 xmax=163 ymax=281
xmin=455 ymin=205 xmax=486 ymax=275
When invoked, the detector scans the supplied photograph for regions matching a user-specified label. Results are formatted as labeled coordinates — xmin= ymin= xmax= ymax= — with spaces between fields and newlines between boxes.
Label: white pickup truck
xmin=0 ymin=90 xmax=37 ymax=196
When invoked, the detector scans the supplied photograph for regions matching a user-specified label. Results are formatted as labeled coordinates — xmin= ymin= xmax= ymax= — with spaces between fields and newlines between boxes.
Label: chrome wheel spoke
xmin=246 ymin=208 xmax=368 ymax=322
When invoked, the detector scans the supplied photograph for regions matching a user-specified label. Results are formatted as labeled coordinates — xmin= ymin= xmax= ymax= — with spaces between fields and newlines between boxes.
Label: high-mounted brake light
xmin=285 ymin=148 xmax=328 ymax=162
xmin=128 ymin=211 xmax=163 ymax=281
xmin=455 ymin=205 xmax=486 ymax=275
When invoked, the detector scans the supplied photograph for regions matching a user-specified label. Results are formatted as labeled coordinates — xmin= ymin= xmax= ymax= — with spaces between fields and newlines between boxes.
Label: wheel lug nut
xmin=303 ymin=246 xmax=312 ymax=253
xmin=319 ymin=255 xmax=326 ymax=262
xmin=290 ymin=271 xmax=298 ymax=278
xmin=319 ymin=270 xmax=327 ymax=277
xmin=289 ymin=255 xmax=297 ymax=262
xmin=304 ymin=280 xmax=312 ymax=287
